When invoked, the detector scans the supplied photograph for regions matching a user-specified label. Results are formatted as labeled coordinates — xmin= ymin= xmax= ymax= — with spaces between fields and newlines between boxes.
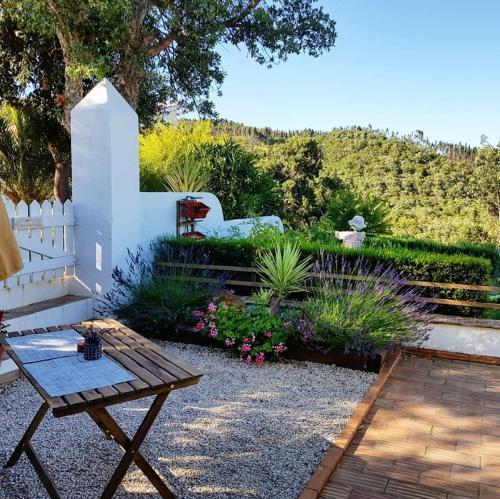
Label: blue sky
xmin=202 ymin=0 xmax=500 ymax=146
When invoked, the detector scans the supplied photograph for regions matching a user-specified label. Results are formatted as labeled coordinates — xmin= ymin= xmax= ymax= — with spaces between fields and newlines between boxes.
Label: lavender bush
xmin=97 ymin=244 xmax=222 ymax=338
xmin=304 ymin=254 xmax=434 ymax=357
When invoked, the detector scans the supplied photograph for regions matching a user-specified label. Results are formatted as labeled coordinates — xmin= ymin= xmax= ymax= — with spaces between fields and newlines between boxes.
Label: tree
xmin=0 ymin=1 xmax=337 ymax=201
xmin=0 ymin=105 xmax=54 ymax=203
xmin=258 ymin=135 xmax=331 ymax=228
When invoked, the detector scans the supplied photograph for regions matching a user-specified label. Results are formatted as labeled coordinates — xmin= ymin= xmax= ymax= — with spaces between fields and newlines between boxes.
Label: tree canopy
xmin=0 ymin=0 xmax=337 ymax=200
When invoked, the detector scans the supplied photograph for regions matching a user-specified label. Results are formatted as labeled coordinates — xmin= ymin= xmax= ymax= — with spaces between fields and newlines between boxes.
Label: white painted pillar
xmin=71 ymin=79 xmax=140 ymax=297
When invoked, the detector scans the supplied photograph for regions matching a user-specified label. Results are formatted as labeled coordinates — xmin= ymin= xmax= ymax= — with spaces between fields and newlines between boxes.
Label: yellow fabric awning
xmin=0 ymin=196 xmax=23 ymax=281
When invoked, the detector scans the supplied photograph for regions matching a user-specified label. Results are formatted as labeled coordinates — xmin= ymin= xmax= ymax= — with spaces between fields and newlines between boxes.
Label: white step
xmin=0 ymin=295 xmax=95 ymax=387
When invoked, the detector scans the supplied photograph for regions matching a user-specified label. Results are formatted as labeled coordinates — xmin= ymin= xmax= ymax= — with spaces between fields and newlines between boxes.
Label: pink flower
xmin=243 ymin=337 xmax=250 ymax=344
xmin=284 ymin=320 xmax=292 ymax=327
xmin=273 ymin=343 xmax=287 ymax=354
xmin=255 ymin=352 xmax=266 ymax=365
xmin=264 ymin=331 xmax=273 ymax=338
xmin=224 ymin=338 xmax=235 ymax=347
xmin=241 ymin=343 xmax=252 ymax=353
xmin=208 ymin=328 xmax=218 ymax=338
xmin=207 ymin=302 xmax=217 ymax=312
xmin=193 ymin=321 xmax=205 ymax=332
xmin=193 ymin=310 xmax=204 ymax=318
xmin=241 ymin=356 xmax=253 ymax=365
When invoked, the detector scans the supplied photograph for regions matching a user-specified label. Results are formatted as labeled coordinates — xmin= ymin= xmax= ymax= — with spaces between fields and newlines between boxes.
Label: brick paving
xmin=320 ymin=355 xmax=500 ymax=499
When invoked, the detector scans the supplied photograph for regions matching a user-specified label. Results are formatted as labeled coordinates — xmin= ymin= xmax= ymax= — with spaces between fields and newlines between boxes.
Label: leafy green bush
xmin=157 ymin=236 xmax=493 ymax=316
xmin=164 ymin=153 xmax=209 ymax=192
xmin=365 ymin=235 xmax=497 ymax=264
xmin=159 ymin=236 xmax=492 ymax=284
xmin=139 ymin=120 xmax=218 ymax=191
xmin=97 ymin=246 xmax=216 ymax=338
xmin=255 ymin=241 xmax=312 ymax=312
xmin=199 ymin=138 xmax=280 ymax=219
xmin=324 ymin=188 xmax=390 ymax=234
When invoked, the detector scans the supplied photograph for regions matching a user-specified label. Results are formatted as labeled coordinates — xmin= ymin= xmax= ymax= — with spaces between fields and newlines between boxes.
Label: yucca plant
xmin=164 ymin=154 xmax=209 ymax=192
xmin=255 ymin=242 xmax=312 ymax=315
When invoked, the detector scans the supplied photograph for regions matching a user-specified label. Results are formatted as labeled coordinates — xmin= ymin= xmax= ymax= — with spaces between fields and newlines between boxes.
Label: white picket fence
xmin=1 ymin=197 xmax=76 ymax=291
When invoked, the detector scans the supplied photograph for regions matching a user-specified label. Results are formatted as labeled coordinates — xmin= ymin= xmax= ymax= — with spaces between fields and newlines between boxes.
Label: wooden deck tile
xmin=317 ymin=354 xmax=500 ymax=499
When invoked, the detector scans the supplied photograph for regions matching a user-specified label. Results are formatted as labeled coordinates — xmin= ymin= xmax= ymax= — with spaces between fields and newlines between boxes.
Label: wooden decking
xmin=320 ymin=355 xmax=500 ymax=498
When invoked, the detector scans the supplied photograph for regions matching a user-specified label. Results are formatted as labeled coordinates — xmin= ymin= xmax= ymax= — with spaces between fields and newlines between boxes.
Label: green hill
xmin=213 ymin=121 xmax=499 ymax=245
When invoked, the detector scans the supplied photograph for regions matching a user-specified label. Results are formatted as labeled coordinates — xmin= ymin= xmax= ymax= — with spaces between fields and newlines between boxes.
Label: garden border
xmin=298 ymin=350 xmax=401 ymax=499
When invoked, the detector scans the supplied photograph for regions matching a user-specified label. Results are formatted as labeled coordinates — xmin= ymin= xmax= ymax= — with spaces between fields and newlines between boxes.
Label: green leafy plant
xmin=97 ymin=246 xmax=217 ymax=338
xmin=0 ymin=105 xmax=54 ymax=203
xmin=193 ymin=302 xmax=294 ymax=364
xmin=325 ymin=188 xmax=390 ymax=234
xmin=199 ymin=138 xmax=280 ymax=219
xmin=255 ymin=242 xmax=312 ymax=314
xmin=164 ymin=154 xmax=209 ymax=192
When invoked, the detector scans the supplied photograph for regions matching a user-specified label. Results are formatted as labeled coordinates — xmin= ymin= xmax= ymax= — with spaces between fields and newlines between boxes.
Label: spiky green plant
xmin=255 ymin=242 xmax=312 ymax=314
xmin=164 ymin=154 xmax=209 ymax=192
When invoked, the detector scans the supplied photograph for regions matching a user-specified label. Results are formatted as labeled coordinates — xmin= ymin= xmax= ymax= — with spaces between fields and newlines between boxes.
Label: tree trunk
xmin=48 ymin=140 xmax=71 ymax=203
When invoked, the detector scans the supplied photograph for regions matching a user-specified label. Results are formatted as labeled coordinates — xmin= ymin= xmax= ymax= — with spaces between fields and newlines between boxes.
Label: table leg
xmin=25 ymin=443 xmax=62 ymax=499
xmin=99 ymin=393 xmax=170 ymax=499
xmin=89 ymin=406 xmax=174 ymax=498
xmin=4 ymin=401 xmax=49 ymax=468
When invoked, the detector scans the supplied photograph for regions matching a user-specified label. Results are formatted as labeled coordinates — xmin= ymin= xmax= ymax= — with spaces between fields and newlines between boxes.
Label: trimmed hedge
xmin=364 ymin=235 xmax=497 ymax=264
xmin=156 ymin=236 xmax=492 ymax=285
xmin=156 ymin=236 xmax=494 ymax=317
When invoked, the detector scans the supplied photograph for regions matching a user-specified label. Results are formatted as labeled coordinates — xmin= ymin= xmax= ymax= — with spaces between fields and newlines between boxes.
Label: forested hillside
xmin=210 ymin=121 xmax=500 ymax=244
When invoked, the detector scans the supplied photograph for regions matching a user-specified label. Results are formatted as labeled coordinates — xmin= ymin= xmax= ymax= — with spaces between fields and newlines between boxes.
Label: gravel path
xmin=0 ymin=342 xmax=375 ymax=499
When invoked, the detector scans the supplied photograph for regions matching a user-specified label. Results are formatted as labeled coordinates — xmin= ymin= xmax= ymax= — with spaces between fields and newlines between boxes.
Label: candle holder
xmin=80 ymin=326 xmax=112 ymax=361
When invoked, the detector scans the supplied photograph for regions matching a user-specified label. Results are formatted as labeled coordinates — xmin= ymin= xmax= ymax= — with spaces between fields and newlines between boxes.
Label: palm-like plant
xmin=164 ymin=154 xmax=209 ymax=192
xmin=0 ymin=105 xmax=54 ymax=202
xmin=255 ymin=241 xmax=312 ymax=315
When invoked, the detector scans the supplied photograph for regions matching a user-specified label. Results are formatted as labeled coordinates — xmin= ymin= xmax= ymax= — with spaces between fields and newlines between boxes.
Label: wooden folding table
xmin=1 ymin=319 xmax=203 ymax=499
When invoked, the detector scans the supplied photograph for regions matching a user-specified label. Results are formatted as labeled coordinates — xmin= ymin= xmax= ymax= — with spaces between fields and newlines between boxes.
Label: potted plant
xmin=81 ymin=326 xmax=110 ymax=361
xmin=0 ymin=310 xmax=7 ymax=365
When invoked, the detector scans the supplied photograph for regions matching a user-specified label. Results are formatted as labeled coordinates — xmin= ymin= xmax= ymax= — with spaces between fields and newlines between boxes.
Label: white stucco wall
xmin=424 ymin=322 xmax=500 ymax=357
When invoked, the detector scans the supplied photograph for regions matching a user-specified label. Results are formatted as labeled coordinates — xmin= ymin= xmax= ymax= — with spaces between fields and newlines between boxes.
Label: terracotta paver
xmin=320 ymin=354 xmax=500 ymax=499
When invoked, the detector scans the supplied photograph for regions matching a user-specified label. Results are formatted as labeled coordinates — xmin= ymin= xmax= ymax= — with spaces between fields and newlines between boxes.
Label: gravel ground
xmin=0 ymin=342 xmax=375 ymax=499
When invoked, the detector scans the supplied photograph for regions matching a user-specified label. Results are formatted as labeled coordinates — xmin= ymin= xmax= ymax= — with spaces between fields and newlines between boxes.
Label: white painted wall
xmin=71 ymin=79 xmax=141 ymax=298
xmin=139 ymin=191 xmax=283 ymax=247
xmin=71 ymin=79 xmax=283 ymax=300
xmin=424 ymin=322 xmax=500 ymax=357
xmin=5 ymin=298 xmax=94 ymax=332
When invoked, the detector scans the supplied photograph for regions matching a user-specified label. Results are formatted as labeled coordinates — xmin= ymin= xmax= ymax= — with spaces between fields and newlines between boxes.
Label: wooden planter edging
xmin=405 ymin=346 xmax=500 ymax=366
xmin=298 ymin=350 xmax=402 ymax=499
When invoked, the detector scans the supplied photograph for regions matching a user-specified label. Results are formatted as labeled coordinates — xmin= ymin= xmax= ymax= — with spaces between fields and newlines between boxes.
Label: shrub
xmin=255 ymin=241 xmax=312 ymax=313
xmin=157 ymin=236 xmax=493 ymax=316
xmin=304 ymin=256 xmax=433 ymax=356
xmin=164 ymin=153 xmax=209 ymax=192
xmin=194 ymin=302 xmax=296 ymax=364
xmin=199 ymin=138 xmax=280 ymax=219
xmin=0 ymin=105 xmax=54 ymax=203
xmin=365 ymin=235 xmax=497 ymax=264
xmin=97 ymin=246 xmax=218 ymax=338
xmin=324 ymin=188 xmax=390 ymax=234
xmin=158 ymin=236 xmax=492 ymax=284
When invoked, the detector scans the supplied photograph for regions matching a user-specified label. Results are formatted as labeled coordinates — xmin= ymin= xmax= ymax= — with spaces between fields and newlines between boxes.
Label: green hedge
xmin=156 ymin=236 xmax=492 ymax=285
xmin=156 ymin=236 xmax=494 ymax=317
xmin=364 ymin=235 xmax=497 ymax=264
